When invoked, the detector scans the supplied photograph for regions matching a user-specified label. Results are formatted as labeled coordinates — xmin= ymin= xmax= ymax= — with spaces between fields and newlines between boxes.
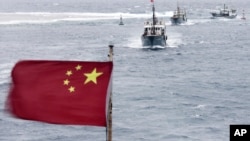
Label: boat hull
xmin=141 ymin=35 xmax=167 ymax=47
xmin=170 ymin=17 xmax=187 ymax=25
xmin=211 ymin=13 xmax=237 ymax=19
xmin=211 ymin=12 xmax=237 ymax=19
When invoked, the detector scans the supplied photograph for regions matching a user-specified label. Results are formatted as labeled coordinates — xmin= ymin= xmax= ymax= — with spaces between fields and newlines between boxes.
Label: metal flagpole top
xmin=108 ymin=42 xmax=114 ymax=62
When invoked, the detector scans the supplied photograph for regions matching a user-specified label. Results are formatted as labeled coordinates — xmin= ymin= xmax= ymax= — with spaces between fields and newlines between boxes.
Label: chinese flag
xmin=7 ymin=60 xmax=113 ymax=127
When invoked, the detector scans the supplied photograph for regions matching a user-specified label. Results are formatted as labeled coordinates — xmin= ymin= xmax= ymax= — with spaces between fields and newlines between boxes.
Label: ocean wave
xmin=0 ymin=12 xmax=172 ymax=25
xmin=0 ymin=63 xmax=13 ymax=86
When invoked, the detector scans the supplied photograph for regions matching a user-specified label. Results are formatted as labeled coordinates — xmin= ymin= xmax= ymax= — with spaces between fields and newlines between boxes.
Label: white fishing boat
xmin=141 ymin=1 xmax=167 ymax=48
xmin=170 ymin=4 xmax=187 ymax=25
xmin=210 ymin=4 xmax=237 ymax=19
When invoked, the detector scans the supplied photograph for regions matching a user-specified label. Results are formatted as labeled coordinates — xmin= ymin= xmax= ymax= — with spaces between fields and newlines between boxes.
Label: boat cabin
xmin=143 ymin=20 xmax=165 ymax=36
xmin=173 ymin=7 xmax=186 ymax=18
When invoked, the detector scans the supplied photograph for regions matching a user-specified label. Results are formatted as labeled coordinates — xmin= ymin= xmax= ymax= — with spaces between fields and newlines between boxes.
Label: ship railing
xmin=144 ymin=20 xmax=165 ymax=25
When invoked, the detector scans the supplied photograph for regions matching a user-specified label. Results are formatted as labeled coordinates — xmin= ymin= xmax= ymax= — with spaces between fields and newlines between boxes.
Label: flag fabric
xmin=150 ymin=0 xmax=154 ymax=3
xmin=7 ymin=60 xmax=113 ymax=127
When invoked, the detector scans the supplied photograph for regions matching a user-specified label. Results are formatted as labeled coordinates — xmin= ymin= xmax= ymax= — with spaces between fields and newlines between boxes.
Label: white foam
xmin=0 ymin=12 xmax=172 ymax=25
xmin=126 ymin=37 xmax=142 ymax=48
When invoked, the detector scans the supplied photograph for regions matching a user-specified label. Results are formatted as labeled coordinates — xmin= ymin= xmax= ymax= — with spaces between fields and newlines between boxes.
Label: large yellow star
xmin=84 ymin=68 xmax=103 ymax=84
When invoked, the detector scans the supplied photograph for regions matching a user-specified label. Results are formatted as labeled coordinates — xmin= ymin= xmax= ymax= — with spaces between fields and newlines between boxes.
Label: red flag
xmin=7 ymin=60 xmax=113 ymax=127
xmin=150 ymin=0 xmax=154 ymax=2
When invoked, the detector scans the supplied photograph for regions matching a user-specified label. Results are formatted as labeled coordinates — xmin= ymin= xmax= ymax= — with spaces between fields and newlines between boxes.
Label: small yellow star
xmin=66 ymin=70 xmax=73 ymax=76
xmin=75 ymin=65 xmax=82 ymax=71
xmin=63 ymin=79 xmax=70 ymax=85
xmin=84 ymin=68 xmax=103 ymax=84
xmin=68 ymin=86 xmax=75 ymax=93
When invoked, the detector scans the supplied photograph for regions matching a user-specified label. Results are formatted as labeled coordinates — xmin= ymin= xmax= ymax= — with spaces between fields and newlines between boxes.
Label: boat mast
xmin=151 ymin=0 xmax=156 ymax=35
xmin=152 ymin=3 xmax=156 ymax=25
xmin=177 ymin=1 xmax=180 ymax=15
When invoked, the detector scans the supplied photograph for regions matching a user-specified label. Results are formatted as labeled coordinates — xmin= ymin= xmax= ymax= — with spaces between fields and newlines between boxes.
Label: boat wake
xmin=142 ymin=45 xmax=166 ymax=50
xmin=0 ymin=12 xmax=170 ymax=25
xmin=186 ymin=18 xmax=213 ymax=25
xmin=166 ymin=32 xmax=184 ymax=48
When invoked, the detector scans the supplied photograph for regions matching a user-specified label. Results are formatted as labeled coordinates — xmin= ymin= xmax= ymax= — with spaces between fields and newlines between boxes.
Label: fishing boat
xmin=119 ymin=15 xmax=124 ymax=25
xmin=170 ymin=4 xmax=187 ymax=25
xmin=210 ymin=4 xmax=237 ymax=19
xmin=141 ymin=2 xmax=167 ymax=48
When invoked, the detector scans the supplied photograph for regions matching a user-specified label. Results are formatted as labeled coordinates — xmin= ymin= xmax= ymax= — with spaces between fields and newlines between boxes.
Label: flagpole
xmin=107 ymin=43 xmax=113 ymax=141
xmin=108 ymin=43 xmax=114 ymax=61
